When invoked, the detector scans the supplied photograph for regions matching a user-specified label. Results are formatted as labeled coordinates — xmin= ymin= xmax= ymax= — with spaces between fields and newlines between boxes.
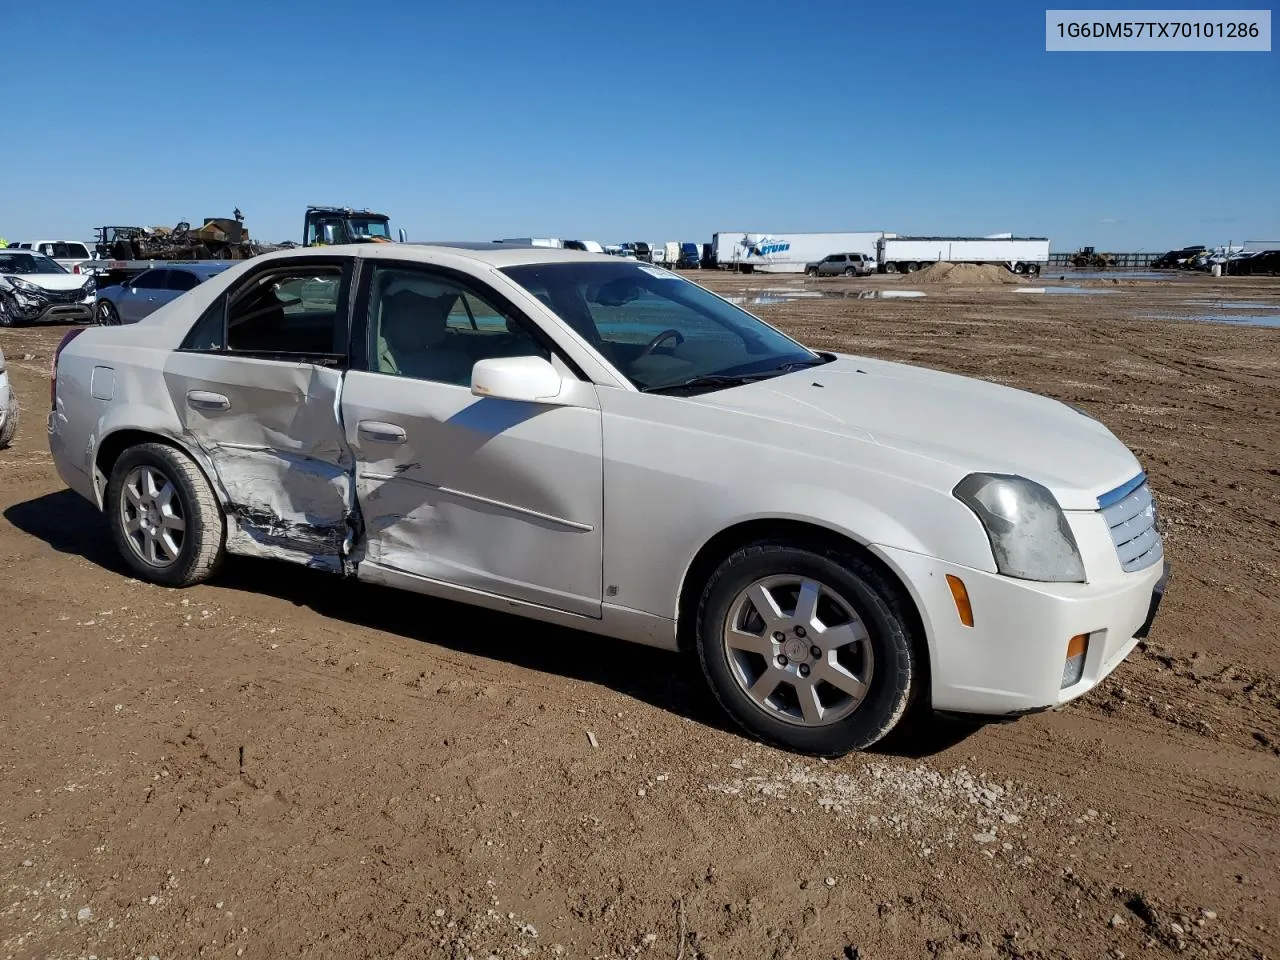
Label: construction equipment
xmin=1070 ymin=246 xmax=1113 ymax=269
xmin=94 ymin=211 xmax=261 ymax=261
xmin=302 ymin=206 xmax=406 ymax=247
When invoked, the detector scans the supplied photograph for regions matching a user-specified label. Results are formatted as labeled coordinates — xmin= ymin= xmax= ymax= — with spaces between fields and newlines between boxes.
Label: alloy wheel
xmin=722 ymin=574 xmax=874 ymax=726
xmin=119 ymin=464 xmax=186 ymax=567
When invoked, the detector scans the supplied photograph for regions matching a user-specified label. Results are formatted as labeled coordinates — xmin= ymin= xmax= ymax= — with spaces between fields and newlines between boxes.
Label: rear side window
xmin=179 ymin=259 xmax=352 ymax=362
xmin=167 ymin=271 xmax=200 ymax=292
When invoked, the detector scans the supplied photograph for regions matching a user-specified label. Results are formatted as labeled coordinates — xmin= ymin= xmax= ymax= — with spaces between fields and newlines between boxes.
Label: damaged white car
xmin=47 ymin=244 xmax=1168 ymax=755
xmin=0 ymin=250 xmax=96 ymax=326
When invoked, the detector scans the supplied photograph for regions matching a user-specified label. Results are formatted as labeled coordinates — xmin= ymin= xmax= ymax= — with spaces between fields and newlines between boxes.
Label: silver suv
xmin=805 ymin=252 xmax=876 ymax=277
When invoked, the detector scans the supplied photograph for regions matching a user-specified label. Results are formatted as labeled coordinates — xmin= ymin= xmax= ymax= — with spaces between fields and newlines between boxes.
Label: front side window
xmin=367 ymin=265 xmax=549 ymax=387
xmin=501 ymin=261 xmax=823 ymax=393
xmin=131 ymin=270 xmax=169 ymax=290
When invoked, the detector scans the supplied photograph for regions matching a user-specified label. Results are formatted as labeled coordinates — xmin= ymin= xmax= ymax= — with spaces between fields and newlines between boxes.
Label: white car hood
xmin=1 ymin=272 xmax=92 ymax=292
xmin=693 ymin=354 xmax=1141 ymax=510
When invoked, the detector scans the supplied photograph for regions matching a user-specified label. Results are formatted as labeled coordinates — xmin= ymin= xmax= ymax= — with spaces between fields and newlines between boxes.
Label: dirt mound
xmin=911 ymin=261 xmax=1026 ymax=285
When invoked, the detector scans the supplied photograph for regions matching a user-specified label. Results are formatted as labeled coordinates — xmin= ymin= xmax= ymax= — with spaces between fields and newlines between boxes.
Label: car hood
xmin=1 ymin=272 xmax=93 ymax=292
xmin=693 ymin=354 xmax=1141 ymax=509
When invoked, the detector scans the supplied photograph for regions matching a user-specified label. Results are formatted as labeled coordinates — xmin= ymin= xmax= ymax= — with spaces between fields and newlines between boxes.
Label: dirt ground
xmin=1 ymin=269 xmax=1277 ymax=960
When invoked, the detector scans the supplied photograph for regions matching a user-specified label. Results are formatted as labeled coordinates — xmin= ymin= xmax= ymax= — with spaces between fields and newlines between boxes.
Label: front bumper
xmin=874 ymin=544 xmax=1169 ymax=716
xmin=0 ymin=288 xmax=95 ymax=325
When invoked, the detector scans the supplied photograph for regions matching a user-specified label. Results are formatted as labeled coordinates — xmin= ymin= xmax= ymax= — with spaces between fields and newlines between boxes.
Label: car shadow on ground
xmin=5 ymin=489 xmax=985 ymax=759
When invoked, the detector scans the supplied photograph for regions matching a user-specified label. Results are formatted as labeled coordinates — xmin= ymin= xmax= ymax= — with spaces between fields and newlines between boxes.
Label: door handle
xmin=186 ymin=390 xmax=231 ymax=411
xmin=357 ymin=420 xmax=407 ymax=443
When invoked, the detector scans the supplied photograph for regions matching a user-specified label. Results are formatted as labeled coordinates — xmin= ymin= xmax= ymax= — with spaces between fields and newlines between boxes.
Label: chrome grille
xmin=1098 ymin=473 xmax=1164 ymax=573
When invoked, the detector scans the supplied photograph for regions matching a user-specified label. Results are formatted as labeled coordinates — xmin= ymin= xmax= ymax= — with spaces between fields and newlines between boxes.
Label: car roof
xmin=246 ymin=242 xmax=624 ymax=269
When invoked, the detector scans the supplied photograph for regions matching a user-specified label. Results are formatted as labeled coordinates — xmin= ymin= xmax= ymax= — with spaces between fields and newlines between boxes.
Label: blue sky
xmin=4 ymin=0 xmax=1276 ymax=251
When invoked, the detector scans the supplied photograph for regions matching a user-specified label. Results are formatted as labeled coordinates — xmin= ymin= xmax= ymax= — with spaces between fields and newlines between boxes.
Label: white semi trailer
xmin=710 ymin=231 xmax=891 ymax=273
xmin=876 ymin=235 xmax=1050 ymax=275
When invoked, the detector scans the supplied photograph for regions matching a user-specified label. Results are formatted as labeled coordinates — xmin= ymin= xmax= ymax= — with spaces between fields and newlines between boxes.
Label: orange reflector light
xmin=945 ymin=575 xmax=974 ymax=627
xmin=1066 ymin=633 xmax=1088 ymax=660
xmin=1061 ymin=633 xmax=1090 ymax=688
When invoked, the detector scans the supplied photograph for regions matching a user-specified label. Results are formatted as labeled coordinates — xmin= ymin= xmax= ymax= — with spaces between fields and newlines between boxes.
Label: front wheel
xmin=695 ymin=541 xmax=919 ymax=756
xmin=106 ymin=442 xmax=226 ymax=587
xmin=806 ymin=267 xmax=818 ymax=277
xmin=843 ymin=267 xmax=856 ymax=276
xmin=95 ymin=299 xmax=121 ymax=325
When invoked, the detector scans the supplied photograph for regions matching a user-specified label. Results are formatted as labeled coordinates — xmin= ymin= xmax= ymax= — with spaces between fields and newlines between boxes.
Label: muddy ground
xmin=1 ymin=270 xmax=1276 ymax=960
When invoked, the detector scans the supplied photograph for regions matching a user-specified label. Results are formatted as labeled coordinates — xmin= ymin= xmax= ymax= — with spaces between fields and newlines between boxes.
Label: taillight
xmin=50 ymin=328 xmax=86 ymax=411
xmin=73 ymin=264 xmax=82 ymax=274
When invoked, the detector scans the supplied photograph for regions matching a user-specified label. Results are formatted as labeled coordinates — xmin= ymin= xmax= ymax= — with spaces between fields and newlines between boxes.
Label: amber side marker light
xmin=945 ymin=575 xmax=974 ymax=627
xmin=1062 ymin=633 xmax=1090 ymax=688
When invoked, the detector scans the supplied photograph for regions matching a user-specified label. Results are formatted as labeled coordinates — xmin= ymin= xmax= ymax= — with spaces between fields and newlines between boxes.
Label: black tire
xmin=843 ymin=267 xmax=856 ymax=276
xmin=806 ymin=267 xmax=818 ymax=277
xmin=106 ymin=442 xmax=225 ymax=587
xmin=884 ymin=262 xmax=899 ymax=274
xmin=695 ymin=540 xmax=919 ymax=756
xmin=0 ymin=389 xmax=18 ymax=449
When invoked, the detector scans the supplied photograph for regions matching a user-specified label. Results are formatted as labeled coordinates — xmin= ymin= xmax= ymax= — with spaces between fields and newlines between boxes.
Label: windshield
xmin=500 ymin=261 xmax=822 ymax=392
xmin=347 ymin=218 xmax=391 ymax=240
xmin=0 ymin=252 xmax=68 ymax=275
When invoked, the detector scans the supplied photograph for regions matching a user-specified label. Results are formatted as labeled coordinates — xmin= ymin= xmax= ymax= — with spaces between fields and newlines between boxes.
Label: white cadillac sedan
xmin=47 ymin=244 xmax=1168 ymax=755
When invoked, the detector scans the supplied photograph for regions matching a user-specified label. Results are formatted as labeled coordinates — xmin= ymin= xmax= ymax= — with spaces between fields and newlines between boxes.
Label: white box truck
xmin=710 ymin=231 xmax=890 ymax=273
xmin=876 ymin=235 xmax=1050 ymax=275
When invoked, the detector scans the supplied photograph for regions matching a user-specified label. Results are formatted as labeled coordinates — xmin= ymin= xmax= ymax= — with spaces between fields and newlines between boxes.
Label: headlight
xmin=953 ymin=473 xmax=1086 ymax=583
xmin=82 ymin=277 xmax=97 ymax=296
xmin=7 ymin=277 xmax=41 ymax=294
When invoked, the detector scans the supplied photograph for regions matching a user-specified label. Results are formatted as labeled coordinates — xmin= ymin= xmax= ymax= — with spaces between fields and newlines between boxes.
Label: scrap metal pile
xmin=93 ymin=212 xmax=295 ymax=261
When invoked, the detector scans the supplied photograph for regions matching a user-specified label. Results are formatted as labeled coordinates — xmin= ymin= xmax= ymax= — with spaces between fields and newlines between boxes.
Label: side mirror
xmin=471 ymin=356 xmax=568 ymax=405
xmin=397 ymin=228 xmax=407 ymax=243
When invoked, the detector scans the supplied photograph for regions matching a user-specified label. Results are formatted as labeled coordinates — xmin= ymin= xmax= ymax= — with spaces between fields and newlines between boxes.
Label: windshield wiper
xmin=640 ymin=372 xmax=772 ymax=395
xmin=771 ymin=356 xmax=831 ymax=373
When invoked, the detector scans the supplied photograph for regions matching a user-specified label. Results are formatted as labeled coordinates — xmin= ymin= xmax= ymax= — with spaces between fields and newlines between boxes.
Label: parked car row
xmin=0 ymin=250 xmax=234 ymax=328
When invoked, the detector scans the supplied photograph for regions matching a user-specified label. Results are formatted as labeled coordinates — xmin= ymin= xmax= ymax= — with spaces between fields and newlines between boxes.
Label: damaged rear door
xmin=161 ymin=254 xmax=358 ymax=571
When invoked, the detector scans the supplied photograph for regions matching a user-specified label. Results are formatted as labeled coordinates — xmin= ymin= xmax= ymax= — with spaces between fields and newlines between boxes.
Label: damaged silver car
xmin=0 ymin=251 xmax=96 ymax=326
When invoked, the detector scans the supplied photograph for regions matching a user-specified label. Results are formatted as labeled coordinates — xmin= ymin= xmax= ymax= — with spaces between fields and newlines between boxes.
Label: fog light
xmin=945 ymin=575 xmax=974 ymax=627
xmin=1061 ymin=633 xmax=1089 ymax=688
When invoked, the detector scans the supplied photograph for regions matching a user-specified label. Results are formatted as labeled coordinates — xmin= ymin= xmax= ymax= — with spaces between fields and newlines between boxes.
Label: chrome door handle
xmin=357 ymin=420 xmax=407 ymax=443
xmin=186 ymin=390 xmax=230 ymax=411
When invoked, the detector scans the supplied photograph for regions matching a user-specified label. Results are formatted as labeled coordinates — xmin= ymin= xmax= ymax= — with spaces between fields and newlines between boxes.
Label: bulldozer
xmin=1070 ymin=246 xmax=1113 ymax=269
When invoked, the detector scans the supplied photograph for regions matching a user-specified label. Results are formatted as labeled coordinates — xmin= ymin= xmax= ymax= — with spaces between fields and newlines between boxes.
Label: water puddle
xmin=726 ymin=288 xmax=927 ymax=305
xmin=1014 ymin=286 xmax=1115 ymax=295
xmin=1043 ymin=271 xmax=1167 ymax=281
xmin=1142 ymin=313 xmax=1280 ymax=328
xmin=1182 ymin=300 xmax=1280 ymax=310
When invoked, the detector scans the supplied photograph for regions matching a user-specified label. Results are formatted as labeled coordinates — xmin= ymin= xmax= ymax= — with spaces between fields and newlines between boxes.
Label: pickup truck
xmin=9 ymin=240 xmax=97 ymax=274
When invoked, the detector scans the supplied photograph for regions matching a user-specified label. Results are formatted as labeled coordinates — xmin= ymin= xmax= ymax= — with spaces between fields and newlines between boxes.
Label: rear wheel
xmin=695 ymin=541 xmax=918 ymax=756
xmin=106 ymin=442 xmax=225 ymax=587
xmin=843 ymin=267 xmax=856 ymax=276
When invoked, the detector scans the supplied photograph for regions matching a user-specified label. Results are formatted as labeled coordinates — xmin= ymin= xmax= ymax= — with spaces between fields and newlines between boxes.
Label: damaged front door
xmin=162 ymin=256 xmax=357 ymax=571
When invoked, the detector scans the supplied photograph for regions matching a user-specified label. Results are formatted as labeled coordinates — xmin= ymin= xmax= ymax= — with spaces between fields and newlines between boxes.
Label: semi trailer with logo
xmin=709 ymin=231 xmax=891 ymax=273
